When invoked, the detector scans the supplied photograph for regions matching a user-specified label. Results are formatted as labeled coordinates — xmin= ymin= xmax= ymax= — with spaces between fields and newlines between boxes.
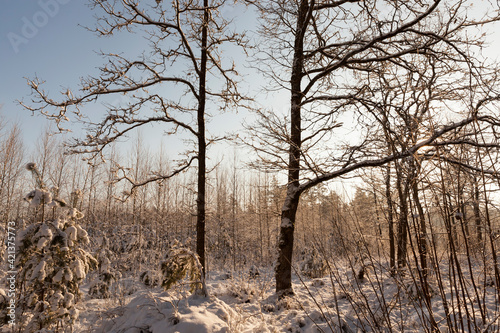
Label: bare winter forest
xmin=3 ymin=0 xmax=500 ymax=332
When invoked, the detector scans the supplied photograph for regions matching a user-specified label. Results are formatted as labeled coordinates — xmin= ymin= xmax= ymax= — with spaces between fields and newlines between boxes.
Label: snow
xmin=36 ymin=237 xmax=49 ymax=250
xmin=35 ymin=223 xmax=53 ymax=239
xmin=8 ymin=223 xmax=500 ymax=333
xmin=66 ymin=258 xmax=500 ymax=333
xmin=51 ymin=218 xmax=65 ymax=229
xmin=71 ymin=259 xmax=86 ymax=280
xmin=53 ymin=269 xmax=64 ymax=283
xmin=64 ymin=268 xmax=74 ymax=282
xmin=31 ymin=260 xmax=46 ymax=281
xmin=65 ymin=293 xmax=75 ymax=308
xmin=67 ymin=207 xmax=85 ymax=220
xmin=24 ymin=188 xmax=53 ymax=207
xmin=280 ymin=217 xmax=292 ymax=228
xmin=101 ymin=257 xmax=111 ymax=273
xmin=94 ymin=291 xmax=231 ymax=333
xmin=51 ymin=291 xmax=64 ymax=309
xmin=66 ymin=225 xmax=78 ymax=241
xmin=76 ymin=225 xmax=89 ymax=242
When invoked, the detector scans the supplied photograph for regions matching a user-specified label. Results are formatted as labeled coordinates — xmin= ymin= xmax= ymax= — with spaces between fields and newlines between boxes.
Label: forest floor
xmin=73 ymin=259 xmax=500 ymax=333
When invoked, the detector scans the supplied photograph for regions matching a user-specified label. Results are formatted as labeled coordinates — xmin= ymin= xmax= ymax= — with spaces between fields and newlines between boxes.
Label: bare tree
xmin=22 ymin=0 xmax=247 ymax=285
xmin=246 ymin=0 xmax=500 ymax=295
xmin=0 ymin=124 xmax=24 ymax=223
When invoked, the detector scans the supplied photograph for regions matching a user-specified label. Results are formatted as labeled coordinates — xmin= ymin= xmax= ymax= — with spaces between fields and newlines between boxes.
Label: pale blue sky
xmin=2 ymin=0 xmax=499 ymax=169
xmin=1 ymin=0 xmax=131 ymax=144
xmin=0 ymin=0 xmax=260 ymax=161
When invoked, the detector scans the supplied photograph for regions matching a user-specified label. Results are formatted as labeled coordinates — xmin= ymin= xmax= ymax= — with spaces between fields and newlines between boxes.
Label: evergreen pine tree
xmin=16 ymin=163 xmax=97 ymax=332
xmin=161 ymin=240 xmax=207 ymax=296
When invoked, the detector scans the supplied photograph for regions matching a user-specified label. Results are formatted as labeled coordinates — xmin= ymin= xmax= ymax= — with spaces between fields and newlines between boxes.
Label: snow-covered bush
xmin=215 ymin=269 xmax=272 ymax=305
xmin=106 ymin=224 xmax=153 ymax=273
xmin=248 ymin=265 xmax=260 ymax=279
xmin=225 ymin=277 xmax=260 ymax=304
xmin=16 ymin=163 xmax=97 ymax=332
xmin=298 ymin=248 xmax=328 ymax=278
xmin=89 ymin=236 xmax=119 ymax=299
xmin=17 ymin=219 xmax=97 ymax=331
xmin=0 ymin=290 xmax=9 ymax=326
xmin=140 ymin=269 xmax=161 ymax=287
xmin=109 ymin=225 xmax=145 ymax=254
xmin=160 ymin=240 xmax=207 ymax=296
xmin=207 ymin=225 xmax=232 ymax=268
xmin=89 ymin=270 xmax=116 ymax=299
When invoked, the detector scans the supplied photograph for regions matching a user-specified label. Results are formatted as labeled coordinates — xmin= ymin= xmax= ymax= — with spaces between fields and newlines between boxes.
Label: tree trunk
xmin=232 ymin=166 xmax=237 ymax=272
xmin=445 ymin=192 xmax=458 ymax=250
xmin=409 ymin=159 xmax=434 ymax=312
xmin=473 ymin=177 xmax=482 ymax=244
xmin=276 ymin=190 xmax=301 ymax=295
xmin=275 ymin=0 xmax=310 ymax=296
xmin=396 ymin=162 xmax=410 ymax=269
xmin=385 ymin=165 xmax=396 ymax=273
xmin=258 ymin=174 xmax=264 ymax=263
xmin=196 ymin=0 xmax=208 ymax=289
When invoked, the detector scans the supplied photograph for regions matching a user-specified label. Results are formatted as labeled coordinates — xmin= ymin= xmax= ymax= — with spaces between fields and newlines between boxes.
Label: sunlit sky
xmin=0 ymin=0 xmax=261 ymax=160
xmin=1 ymin=1 xmax=116 ymax=142
xmin=1 ymin=1 xmax=500 ymax=196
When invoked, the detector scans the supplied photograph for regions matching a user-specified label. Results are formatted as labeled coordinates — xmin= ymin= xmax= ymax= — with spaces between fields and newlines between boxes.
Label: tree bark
xmin=196 ymin=0 xmax=208 ymax=288
xmin=409 ymin=159 xmax=434 ymax=316
xmin=473 ymin=176 xmax=482 ymax=244
xmin=276 ymin=189 xmax=301 ymax=295
xmin=275 ymin=0 xmax=310 ymax=296
xmin=385 ymin=165 xmax=396 ymax=274
xmin=396 ymin=161 xmax=410 ymax=269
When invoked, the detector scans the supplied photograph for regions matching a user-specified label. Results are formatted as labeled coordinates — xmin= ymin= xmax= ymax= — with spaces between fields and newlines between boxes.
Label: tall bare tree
xmin=22 ymin=0 xmax=246 ymax=285
xmin=247 ymin=0 xmax=500 ymax=295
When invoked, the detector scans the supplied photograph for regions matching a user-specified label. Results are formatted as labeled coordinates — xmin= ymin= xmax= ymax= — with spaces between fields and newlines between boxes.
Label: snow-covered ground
xmin=72 ymin=260 xmax=500 ymax=333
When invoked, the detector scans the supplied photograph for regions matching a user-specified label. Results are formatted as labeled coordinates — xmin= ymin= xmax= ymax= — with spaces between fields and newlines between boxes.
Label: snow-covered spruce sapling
xmin=140 ymin=269 xmax=161 ymax=287
xmin=0 ymin=289 xmax=10 ymax=326
xmin=160 ymin=240 xmax=207 ymax=296
xmin=298 ymin=248 xmax=328 ymax=279
xmin=16 ymin=163 xmax=97 ymax=332
xmin=89 ymin=235 xmax=119 ymax=299
xmin=24 ymin=163 xmax=67 ymax=222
